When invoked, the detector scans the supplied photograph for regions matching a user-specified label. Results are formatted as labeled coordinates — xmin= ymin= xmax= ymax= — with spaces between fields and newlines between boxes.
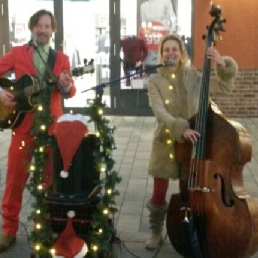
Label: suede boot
xmin=145 ymin=200 xmax=168 ymax=250
xmin=0 ymin=234 xmax=16 ymax=252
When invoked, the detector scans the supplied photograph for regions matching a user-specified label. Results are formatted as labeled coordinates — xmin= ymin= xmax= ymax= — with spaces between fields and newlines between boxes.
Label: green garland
xmin=25 ymin=86 xmax=121 ymax=257
xmin=25 ymin=84 xmax=54 ymax=256
xmin=85 ymin=95 xmax=121 ymax=256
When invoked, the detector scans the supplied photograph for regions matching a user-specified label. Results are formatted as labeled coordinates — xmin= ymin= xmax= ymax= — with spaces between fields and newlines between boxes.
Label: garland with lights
xmin=85 ymin=94 xmax=121 ymax=256
xmin=26 ymin=84 xmax=55 ymax=256
xmin=25 ymin=85 xmax=121 ymax=257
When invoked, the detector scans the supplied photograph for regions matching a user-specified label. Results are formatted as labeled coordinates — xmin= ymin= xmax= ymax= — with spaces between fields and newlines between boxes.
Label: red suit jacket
xmin=121 ymin=36 xmax=148 ymax=67
xmin=0 ymin=44 xmax=76 ymax=134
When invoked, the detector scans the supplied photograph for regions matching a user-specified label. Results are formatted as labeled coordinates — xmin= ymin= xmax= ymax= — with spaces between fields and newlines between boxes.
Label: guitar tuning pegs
xmin=202 ymin=35 xmax=206 ymax=40
xmin=89 ymin=58 xmax=94 ymax=65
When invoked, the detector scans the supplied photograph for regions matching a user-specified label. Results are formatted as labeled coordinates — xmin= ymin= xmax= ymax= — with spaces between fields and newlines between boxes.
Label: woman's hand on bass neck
xmin=206 ymin=47 xmax=226 ymax=67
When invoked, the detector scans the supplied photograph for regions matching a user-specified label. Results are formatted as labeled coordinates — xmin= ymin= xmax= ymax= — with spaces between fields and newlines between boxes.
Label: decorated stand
xmin=52 ymin=211 xmax=89 ymax=258
xmin=45 ymin=114 xmax=101 ymax=237
xmin=26 ymin=85 xmax=121 ymax=257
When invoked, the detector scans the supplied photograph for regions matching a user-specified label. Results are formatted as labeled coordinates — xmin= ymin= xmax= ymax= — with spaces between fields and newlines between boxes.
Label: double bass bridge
xmin=188 ymin=186 xmax=213 ymax=193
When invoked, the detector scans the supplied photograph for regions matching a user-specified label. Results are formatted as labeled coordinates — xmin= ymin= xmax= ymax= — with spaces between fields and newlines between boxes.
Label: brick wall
xmin=212 ymin=69 xmax=258 ymax=117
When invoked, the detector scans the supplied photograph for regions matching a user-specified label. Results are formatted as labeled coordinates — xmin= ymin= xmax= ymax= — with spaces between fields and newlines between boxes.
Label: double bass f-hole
xmin=214 ymin=173 xmax=235 ymax=207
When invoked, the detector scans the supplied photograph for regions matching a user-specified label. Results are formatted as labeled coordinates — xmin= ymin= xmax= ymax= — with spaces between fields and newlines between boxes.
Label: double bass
xmin=166 ymin=5 xmax=258 ymax=258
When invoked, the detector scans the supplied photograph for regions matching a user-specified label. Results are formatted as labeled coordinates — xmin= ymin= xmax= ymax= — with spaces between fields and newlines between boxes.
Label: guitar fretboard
xmin=21 ymin=80 xmax=47 ymax=97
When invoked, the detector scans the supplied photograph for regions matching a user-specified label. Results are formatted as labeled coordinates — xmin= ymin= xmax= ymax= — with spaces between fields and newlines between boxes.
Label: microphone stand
xmin=81 ymin=62 xmax=172 ymax=101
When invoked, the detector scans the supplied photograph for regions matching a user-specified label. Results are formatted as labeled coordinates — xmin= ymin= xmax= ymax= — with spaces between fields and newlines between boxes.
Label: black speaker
xmin=46 ymin=134 xmax=100 ymax=202
xmin=45 ymin=198 xmax=100 ymax=235
xmin=45 ymin=134 xmax=101 ymax=235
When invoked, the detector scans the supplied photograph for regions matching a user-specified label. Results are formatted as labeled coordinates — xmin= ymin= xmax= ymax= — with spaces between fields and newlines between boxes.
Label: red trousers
xmin=1 ymin=132 xmax=52 ymax=235
xmin=151 ymin=178 xmax=185 ymax=205
xmin=151 ymin=177 xmax=169 ymax=205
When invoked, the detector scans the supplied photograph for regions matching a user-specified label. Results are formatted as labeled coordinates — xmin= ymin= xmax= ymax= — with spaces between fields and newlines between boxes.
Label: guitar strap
xmin=47 ymin=47 xmax=57 ymax=71
xmin=44 ymin=47 xmax=58 ymax=89
xmin=46 ymin=48 xmax=68 ymax=99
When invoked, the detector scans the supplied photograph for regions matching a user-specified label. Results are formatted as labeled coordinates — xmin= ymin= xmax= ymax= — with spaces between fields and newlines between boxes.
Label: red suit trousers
xmin=1 ymin=132 xmax=52 ymax=235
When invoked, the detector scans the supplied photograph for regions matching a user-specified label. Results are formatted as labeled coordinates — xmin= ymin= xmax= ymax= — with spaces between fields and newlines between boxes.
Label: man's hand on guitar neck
xmin=0 ymin=89 xmax=16 ymax=107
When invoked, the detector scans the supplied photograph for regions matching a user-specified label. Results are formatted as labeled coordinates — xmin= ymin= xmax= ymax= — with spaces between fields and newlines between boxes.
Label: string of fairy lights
xmin=24 ymin=84 xmax=121 ymax=257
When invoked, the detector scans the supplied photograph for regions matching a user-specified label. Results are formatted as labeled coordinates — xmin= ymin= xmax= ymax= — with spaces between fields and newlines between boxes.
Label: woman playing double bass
xmin=146 ymin=34 xmax=238 ymax=250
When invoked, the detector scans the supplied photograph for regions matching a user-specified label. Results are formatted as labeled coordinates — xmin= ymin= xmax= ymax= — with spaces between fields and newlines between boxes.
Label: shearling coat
xmin=147 ymin=57 xmax=238 ymax=179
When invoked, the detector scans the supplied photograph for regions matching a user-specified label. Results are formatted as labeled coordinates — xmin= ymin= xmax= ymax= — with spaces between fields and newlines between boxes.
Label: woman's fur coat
xmin=147 ymin=57 xmax=238 ymax=179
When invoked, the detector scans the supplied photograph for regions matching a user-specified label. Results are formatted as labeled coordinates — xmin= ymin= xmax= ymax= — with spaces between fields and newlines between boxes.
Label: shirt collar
xmin=37 ymin=43 xmax=50 ymax=54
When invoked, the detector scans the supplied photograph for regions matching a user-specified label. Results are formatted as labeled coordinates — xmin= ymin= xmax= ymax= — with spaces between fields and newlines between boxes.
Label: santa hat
xmin=53 ymin=210 xmax=88 ymax=258
xmin=53 ymin=114 xmax=88 ymax=178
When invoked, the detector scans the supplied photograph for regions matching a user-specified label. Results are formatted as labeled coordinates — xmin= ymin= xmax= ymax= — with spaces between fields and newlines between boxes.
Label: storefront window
xmin=120 ymin=0 xmax=192 ymax=90
xmin=9 ymin=0 xmax=54 ymax=48
xmin=9 ymin=0 xmax=110 ymax=110
xmin=7 ymin=0 xmax=192 ymax=113
xmin=63 ymin=0 xmax=111 ymax=109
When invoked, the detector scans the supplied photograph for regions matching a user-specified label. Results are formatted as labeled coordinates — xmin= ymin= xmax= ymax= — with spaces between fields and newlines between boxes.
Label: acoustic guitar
xmin=0 ymin=63 xmax=95 ymax=130
xmin=0 ymin=74 xmax=46 ymax=130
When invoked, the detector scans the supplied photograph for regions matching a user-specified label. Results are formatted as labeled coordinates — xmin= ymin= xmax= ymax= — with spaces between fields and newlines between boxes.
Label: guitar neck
xmin=11 ymin=75 xmax=48 ymax=100
xmin=22 ymin=81 xmax=46 ymax=97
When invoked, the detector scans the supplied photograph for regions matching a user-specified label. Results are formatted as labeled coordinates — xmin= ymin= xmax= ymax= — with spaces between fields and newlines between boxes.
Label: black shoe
xmin=0 ymin=234 xmax=16 ymax=252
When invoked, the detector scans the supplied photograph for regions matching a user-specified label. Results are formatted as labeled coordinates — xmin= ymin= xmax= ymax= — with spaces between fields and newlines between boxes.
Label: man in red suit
xmin=0 ymin=9 xmax=76 ymax=252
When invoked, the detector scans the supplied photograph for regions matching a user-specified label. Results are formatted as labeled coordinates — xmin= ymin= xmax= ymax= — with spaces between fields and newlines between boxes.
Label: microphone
xmin=161 ymin=58 xmax=176 ymax=67
xmin=27 ymin=34 xmax=37 ymax=50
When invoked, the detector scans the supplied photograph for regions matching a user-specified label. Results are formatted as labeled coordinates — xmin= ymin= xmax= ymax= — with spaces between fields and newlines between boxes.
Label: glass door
xmin=115 ymin=0 xmax=193 ymax=116
xmin=63 ymin=0 xmax=111 ymax=112
xmin=8 ymin=0 xmax=54 ymax=49
xmin=7 ymin=0 xmax=54 ymax=80
xmin=117 ymin=0 xmax=153 ymax=115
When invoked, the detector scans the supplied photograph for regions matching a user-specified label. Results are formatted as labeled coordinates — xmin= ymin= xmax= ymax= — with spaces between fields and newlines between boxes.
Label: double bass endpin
xmin=180 ymin=207 xmax=192 ymax=222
